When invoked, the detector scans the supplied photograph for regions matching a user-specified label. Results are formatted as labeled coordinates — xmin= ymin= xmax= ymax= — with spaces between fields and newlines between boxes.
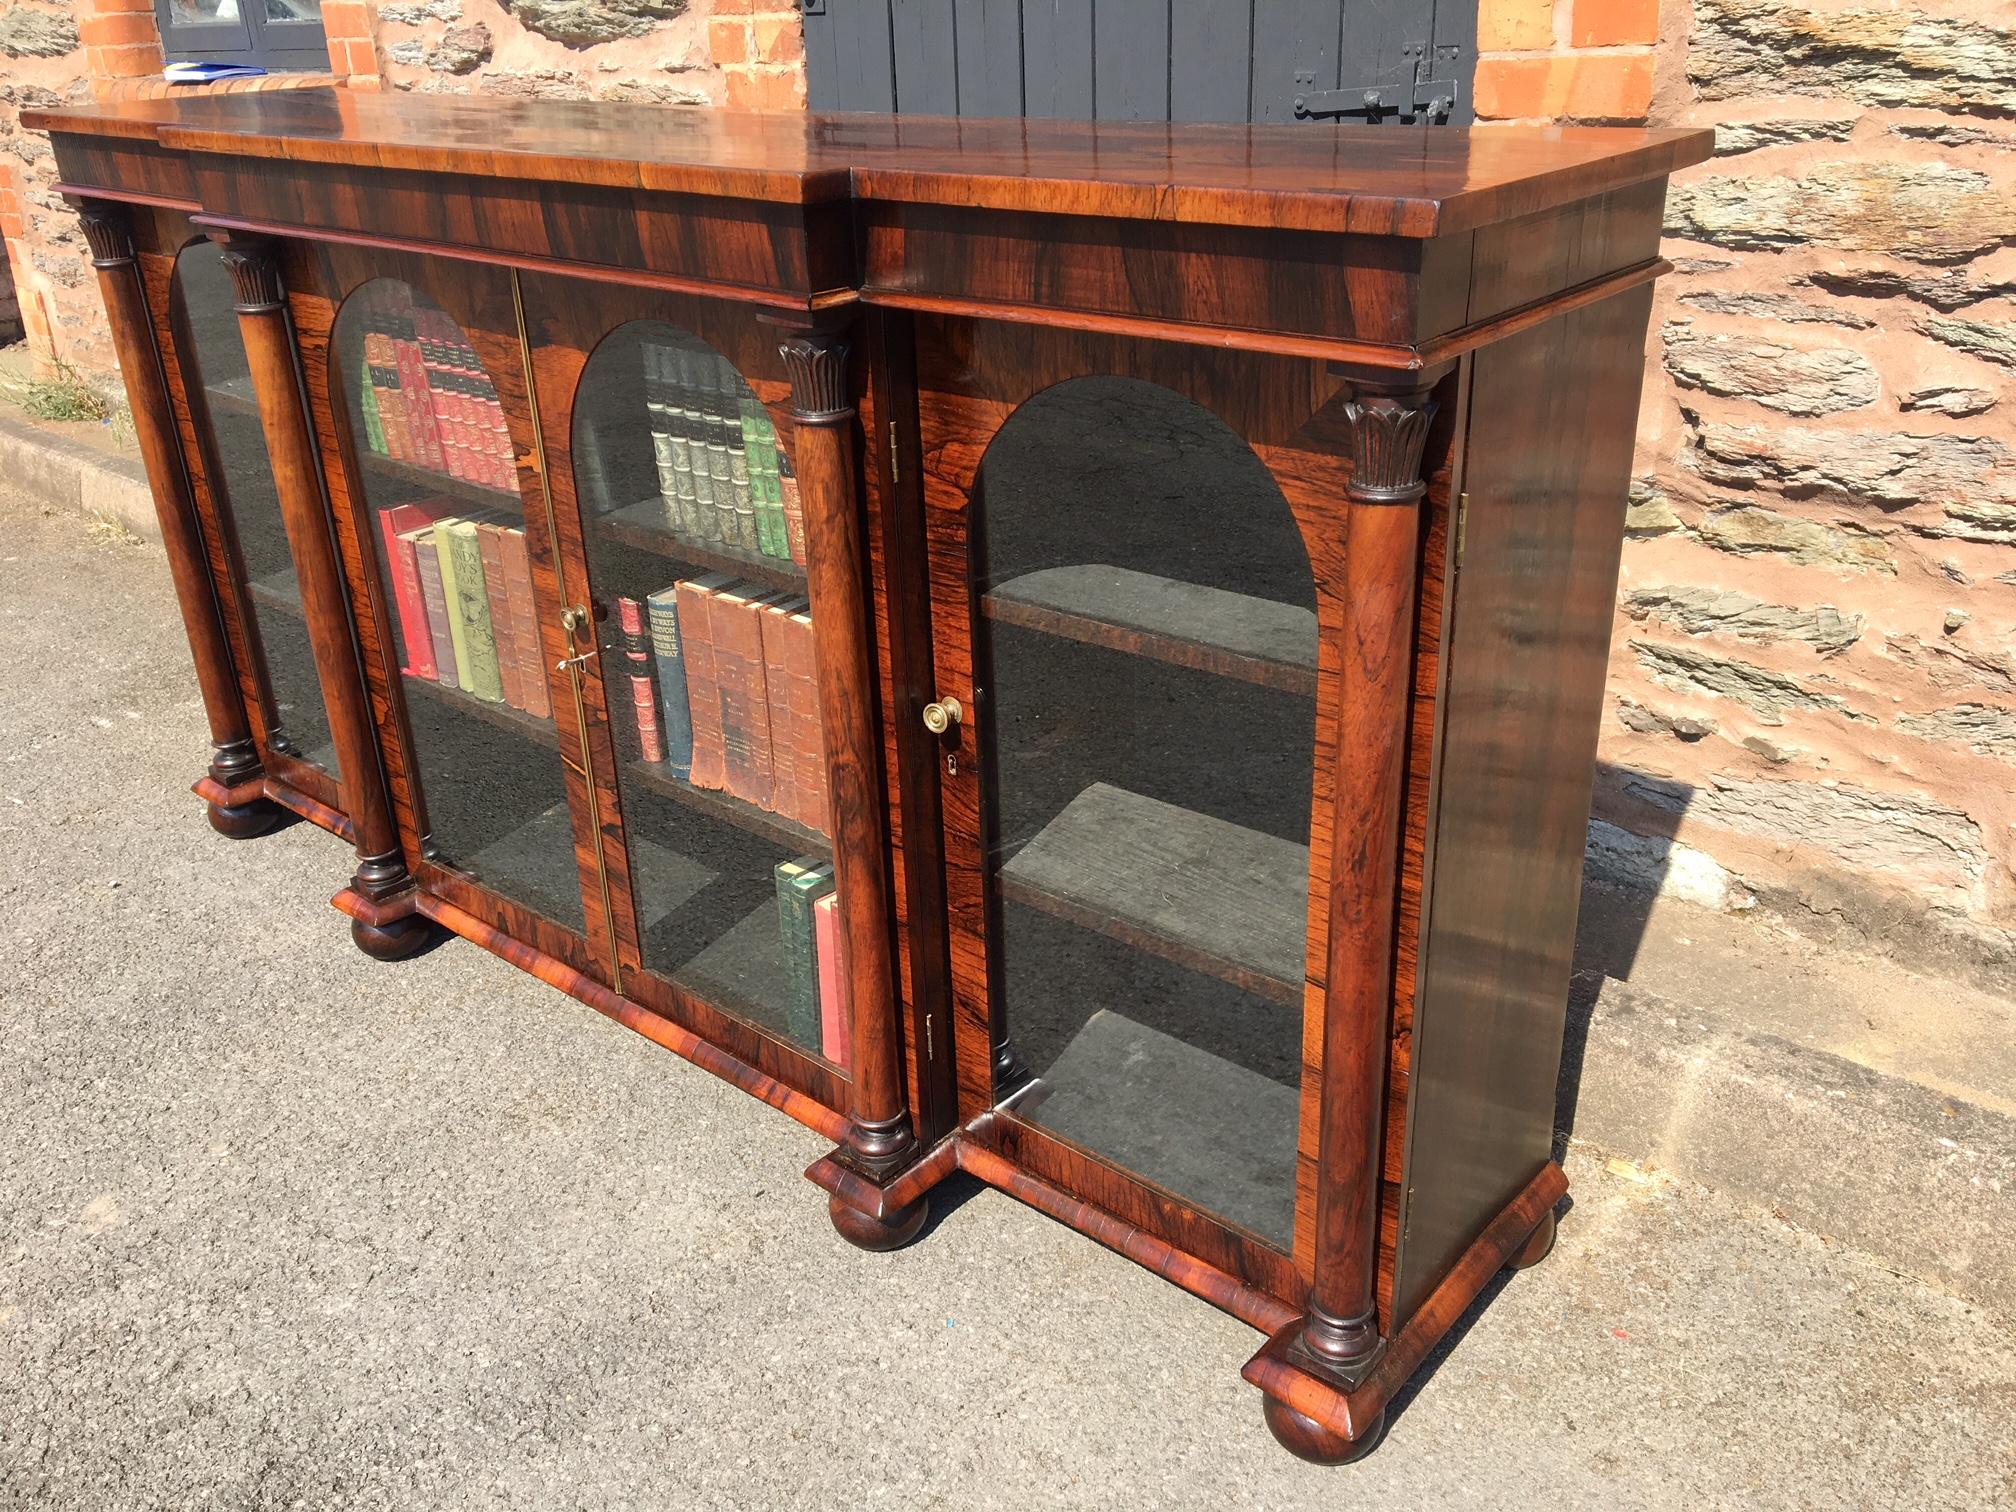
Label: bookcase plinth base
xmin=332 ymin=884 xmax=434 ymax=961
xmin=193 ymin=774 xmax=282 ymax=840
xmin=807 ymin=1135 xmax=960 ymax=1252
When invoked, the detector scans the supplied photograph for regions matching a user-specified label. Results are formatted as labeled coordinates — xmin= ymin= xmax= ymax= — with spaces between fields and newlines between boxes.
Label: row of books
xmin=601 ymin=338 xmax=805 ymax=564
xmin=378 ymin=501 xmax=552 ymax=719
xmin=354 ymin=283 xmax=516 ymax=493
xmin=616 ymin=575 xmax=828 ymax=833
xmin=775 ymin=858 xmax=849 ymax=1067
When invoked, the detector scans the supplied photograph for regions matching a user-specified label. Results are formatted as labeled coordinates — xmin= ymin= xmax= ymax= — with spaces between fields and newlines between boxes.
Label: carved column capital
xmin=1342 ymin=380 xmax=1438 ymax=506
xmin=212 ymin=236 xmax=289 ymax=315
xmin=74 ymin=200 xmax=136 ymax=270
xmin=775 ymin=330 xmax=855 ymax=426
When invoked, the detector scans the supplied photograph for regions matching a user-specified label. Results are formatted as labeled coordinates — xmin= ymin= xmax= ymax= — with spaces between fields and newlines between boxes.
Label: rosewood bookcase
xmin=31 ymin=90 xmax=1710 ymax=1464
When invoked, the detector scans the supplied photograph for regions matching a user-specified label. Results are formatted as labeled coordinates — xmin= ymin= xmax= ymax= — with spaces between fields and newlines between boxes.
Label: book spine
xmin=616 ymin=596 xmax=666 ymax=763
xmin=644 ymin=587 xmax=695 ymax=780
xmin=358 ymin=346 xmax=387 ymax=457
xmin=446 ymin=521 xmax=504 ymax=702
xmin=780 ymin=468 xmax=807 ymax=566
xmin=388 ymin=296 xmax=446 ymax=475
xmin=773 ymin=859 xmax=826 ymax=1052
xmin=414 ymin=532 xmax=458 ymax=687
xmin=363 ymin=319 xmax=409 ymax=463
xmin=788 ymin=607 xmax=827 ymax=834
xmin=759 ymin=599 xmax=799 ymax=826
xmin=814 ymin=890 xmax=850 ymax=1069
xmin=677 ymin=577 xmax=727 ymax=791
xmin=378 ymin=505 xmax=435 ymax=679
xmin=714 ymin=589 xmax=775 ymax=810
xmin=431 ymin=518 xmax=473 ymax=692
xmin=500 ymin=527 xmax=550 ymax=720
xmin=477 ymin=523 xmax=521 ymax=710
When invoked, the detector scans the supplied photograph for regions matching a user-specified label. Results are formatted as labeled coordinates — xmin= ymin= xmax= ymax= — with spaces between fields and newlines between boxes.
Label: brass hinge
xmin=924 ymin=1011 xmax=934 ymax=1059
xmin=889 ymin=420 xmax=900 ymax=484
xmin=1456 ymin=491 xmax=1470 ymax=566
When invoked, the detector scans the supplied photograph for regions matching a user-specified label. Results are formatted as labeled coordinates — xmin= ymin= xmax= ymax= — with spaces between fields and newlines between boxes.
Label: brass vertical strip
xmin=511 ymin=268 xmax=624 ymax=994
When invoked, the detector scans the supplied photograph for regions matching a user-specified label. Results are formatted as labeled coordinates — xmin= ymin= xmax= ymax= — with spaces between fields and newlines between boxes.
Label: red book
xmin=814 ymin=890 xmax=848 ymax=1069
xmin=476 ymin=522 xmax=521 ymax=710
xmin=780 ymin=471 xmax=807 ymax=566
xmin=786 ymin=602 xmax=828 ymax=834
xmin=677 ymin=572 xmax=735 ymax=791
xmin=388 ymin=293 xmax=446 ymax=474
xmin=711 ymin=582 xmax=777 ymax=810
xmin=759 ymin=596 xmax=802 ymax=824
xmin=616 ymin=596 xmax=665 ymax=762
xmin=501 ymin=528 xmax=550 ymax=720
xmin=376 ymin=500 xmax=446 ymax=679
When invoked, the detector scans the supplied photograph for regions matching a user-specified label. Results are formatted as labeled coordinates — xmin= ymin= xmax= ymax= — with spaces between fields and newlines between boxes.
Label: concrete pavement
xmin=3 ymin=489 xmax=2013 ymax=1509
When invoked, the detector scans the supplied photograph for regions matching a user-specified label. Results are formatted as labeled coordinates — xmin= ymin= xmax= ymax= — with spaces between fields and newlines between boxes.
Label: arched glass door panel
xmin=971 ymin=377 xmax=1318 ymax=1249
xmin=329 ymin=278 xmax=584 ymax=934
xmin=569 ymin=319 xmax=842 ymax=1070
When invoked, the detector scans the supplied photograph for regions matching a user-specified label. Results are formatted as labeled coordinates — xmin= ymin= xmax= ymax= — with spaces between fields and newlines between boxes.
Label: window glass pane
xmin=976 ymin=378 xmax=1316 ymax=1249
xmin=174 ymin=240 xmax=342 ymax=782
xmin=569 ymin=320 xmax=843 ymax=1069
xmin=331 ymin=278 xmax=585 ymax=934
xmin=263 ymin=0 xmax=321 ymax=21
xmin=169 ymin=0 xmax=240 ymax=22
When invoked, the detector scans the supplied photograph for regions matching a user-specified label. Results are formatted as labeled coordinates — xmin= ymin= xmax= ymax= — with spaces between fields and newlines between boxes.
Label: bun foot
xmin=1262 ymin=1398 xmax=1386 ymax=1465
xmin=1505 ymin=1209 xmax=1557 ymax=1272
xmin=828 ymin=1191 xmax=926 ymax=1252
xmin=207 ymin=796 xmax=282 ymax=840
xmin=351 ymin=912 xmax=433 ymax=962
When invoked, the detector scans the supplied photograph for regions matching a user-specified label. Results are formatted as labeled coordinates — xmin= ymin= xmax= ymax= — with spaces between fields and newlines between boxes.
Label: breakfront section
xmin=34 ymin=89 xmax=1710 ymax=1467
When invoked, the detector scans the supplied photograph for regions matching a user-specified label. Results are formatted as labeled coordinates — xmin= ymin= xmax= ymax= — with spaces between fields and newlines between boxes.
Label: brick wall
xmin=1480 ymin=0 xmax=2016 ymax=955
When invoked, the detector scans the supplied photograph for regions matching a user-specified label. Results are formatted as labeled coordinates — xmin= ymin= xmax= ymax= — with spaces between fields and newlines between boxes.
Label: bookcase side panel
xmin=1392 ymin=281 xmax=1658 ymax=1325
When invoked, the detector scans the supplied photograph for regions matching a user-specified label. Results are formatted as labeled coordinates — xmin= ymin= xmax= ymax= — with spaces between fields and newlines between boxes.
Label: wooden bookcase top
xmin=28 ymin=90 xmax=1710 ymax=237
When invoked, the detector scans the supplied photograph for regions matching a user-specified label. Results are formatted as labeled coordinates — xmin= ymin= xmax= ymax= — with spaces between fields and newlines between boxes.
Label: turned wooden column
xmin=210 ymin=231 xmax=430 ymax=961
xmin=73 ymin=198 xmax=278 ymax=840
xmin=777 ymin=326 xmax=924 ymax=1251
xmin=1269 ymin=371 xmax=1444 ymax=1462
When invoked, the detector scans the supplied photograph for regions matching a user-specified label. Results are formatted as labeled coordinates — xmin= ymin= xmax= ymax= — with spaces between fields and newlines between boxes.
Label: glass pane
xmin=263 ymin=0 xmax=320 ymax=18
xmin=175 ymin=240 xmax=341 ymax=781
xmin=331 ymin=278 xmax=583 ymax=934
xmin=976 ymin=378 xmax=1316 ymax=1250
xmin=569 ymin=320 xmax=842 ymax=1068
xmin=169 ymin=0 xmax=239 ymax=22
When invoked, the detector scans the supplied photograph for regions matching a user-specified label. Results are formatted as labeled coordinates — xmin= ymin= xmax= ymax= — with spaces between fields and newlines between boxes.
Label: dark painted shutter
xmin=804 ymin=0 xmax=1474 ymax=125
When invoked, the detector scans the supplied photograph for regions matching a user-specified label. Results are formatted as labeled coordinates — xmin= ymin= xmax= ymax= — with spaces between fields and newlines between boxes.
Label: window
xmin=155 ymin=0 xmax=329 ymax=72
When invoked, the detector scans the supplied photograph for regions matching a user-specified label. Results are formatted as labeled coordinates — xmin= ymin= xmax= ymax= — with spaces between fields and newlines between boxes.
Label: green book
xmin=774 ymin=856 xmax=834 ymax=1051
xmin=359 ymin=361 xmax=386 ymax=455
xmin=443 ymin=518 xmax=505 ymax=703
xmin=430 ymin=516 xmax=472 ymax=692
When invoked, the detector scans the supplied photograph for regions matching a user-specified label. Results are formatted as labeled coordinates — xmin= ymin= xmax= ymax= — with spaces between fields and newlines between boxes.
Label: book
xmin=499 ymin=527 xmax=549 ymax=719
xmin=387 ymin=291 xmax=447 ymax=475
xmin=644 ymin=584 xmax=695 ymax=780
xmin=814 ymin=889 xmax=849 ymax=1069
xmin=430 ymin=516 xmax=473 ymax=691
xmin=710 ymin=582 xmax=777 ymax=810
xmin=410 ymin=524 xmax=458 ymax=687
xmin=780 ymin=466 xmax=807 ymax=566
xmin=616 ymin=596 xmax=665 ymax=763
xmin=361 ymin=300 xmax=410 ymax=464
xmin=774 ymin=857 xmax=834 ymax=1052
xmin=476 ymin=522 xmax=521 ymax=710
xmin=781 ymin=598 xmax=827 ymax=834
xmin=443 ymin=518 xmax=505 ymax=703
xmin=376 ymin=500 xmax=446 ymax=679
xmin=759 ymin=595 xmax=805 ymax=825
xmin=676 ymin=571 xmax=735 ymax=791
xmin=358 ymin=349 xmax=386 ymax=457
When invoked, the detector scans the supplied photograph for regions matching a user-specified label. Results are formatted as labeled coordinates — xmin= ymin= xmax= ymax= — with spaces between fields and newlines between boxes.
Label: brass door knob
xmin=921 ymin=697 xmax=963 ymax=735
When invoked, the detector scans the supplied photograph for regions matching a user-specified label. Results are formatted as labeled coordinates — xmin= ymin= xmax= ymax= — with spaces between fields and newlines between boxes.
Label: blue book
xmin=645 ymin=584 xmax=694 ymax=780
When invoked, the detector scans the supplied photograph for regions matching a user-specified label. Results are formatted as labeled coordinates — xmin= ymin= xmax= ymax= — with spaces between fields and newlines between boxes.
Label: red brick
xmin=337 ymin=36 xmax=377 ymax=76
xmin=708 ymin=16 xmax=749 ymax=63
xmin=1473 ymin=52 xmax=1651 ymax=121
xmin=80 ymin=10 xmax=159 ymax=46
xmin=1570 ymin=0 xmax=1660 ymax=46
xmin=86 ymin=0 xmax=159 ymax=16
xmin=1477 ymin=0 xmax=1553 ymax=51
xmin=319 ymin=0 xmax=371 ymax=40
xmin=751 ymin=14 xmax=803 ymax=64
xmin=93 ymin=41 xmax=165 ymax=78
xmin=712 ymin=0 xmax=756 ymax=13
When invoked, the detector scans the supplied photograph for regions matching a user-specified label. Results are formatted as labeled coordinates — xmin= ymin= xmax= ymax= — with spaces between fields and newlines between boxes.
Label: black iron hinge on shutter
xmin=1294 ymin=42 xmax=1462 ymax=124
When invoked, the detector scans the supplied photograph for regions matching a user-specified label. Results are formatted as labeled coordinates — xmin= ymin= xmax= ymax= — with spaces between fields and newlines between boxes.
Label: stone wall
xmin=1482 ymin=0 xmax=2016 ymax=948
xmin=1 ymin=0 xmax=94 ymax=373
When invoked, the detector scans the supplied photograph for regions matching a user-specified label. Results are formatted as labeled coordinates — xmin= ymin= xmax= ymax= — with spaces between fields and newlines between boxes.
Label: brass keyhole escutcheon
xmin=922 ymin=697 xmax=963 ymax=736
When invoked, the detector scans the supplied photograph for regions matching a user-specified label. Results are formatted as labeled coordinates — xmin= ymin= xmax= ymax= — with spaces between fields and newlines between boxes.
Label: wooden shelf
xmin=208 ymin=378 xmax=523 ymax=516
xmin=998 ymin=781 xmax=1309 ymax=1008
xmin=594 ymin=498 xmax=805 ymax=592
xmin=623 ymin=757 xmax=830 ymax=856
xmin=404 ymin=665 xmax=560 ymax=747
xmin=982 ymin=564 xmax=1317 ymax=695
xmin=1017 ymin=1008 xmax=1298 ymax=1246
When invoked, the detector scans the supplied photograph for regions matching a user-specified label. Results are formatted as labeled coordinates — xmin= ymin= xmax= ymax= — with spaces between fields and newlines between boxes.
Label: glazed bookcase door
xmin=170 ymin=236 xmax=346 ymax=799
xmin=301 ymin=247 xmax=606 ymax=974
xmin=518 ymin=274 xmax=852 ymax=1115
xmin=917 ymin=316 xmax=1364 ymax=1299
